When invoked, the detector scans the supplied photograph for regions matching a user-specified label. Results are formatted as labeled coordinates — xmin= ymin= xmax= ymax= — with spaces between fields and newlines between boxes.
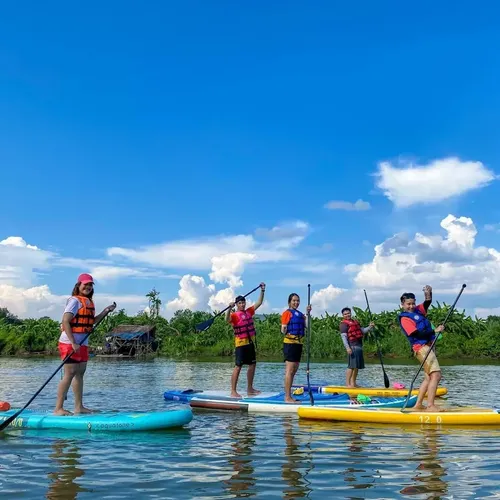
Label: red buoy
xmin=0 ymin=401 xmax=11 ymax=411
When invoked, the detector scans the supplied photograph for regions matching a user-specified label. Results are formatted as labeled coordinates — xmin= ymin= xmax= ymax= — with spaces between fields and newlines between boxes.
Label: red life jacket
xmin=232 ymin=309 xmax=256 ymax=344
xmin=342 ymin=319 xmax=363 ymax=343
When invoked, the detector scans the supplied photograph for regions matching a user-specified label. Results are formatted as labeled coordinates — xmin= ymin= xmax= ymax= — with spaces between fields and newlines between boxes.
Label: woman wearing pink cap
xmin=54 ymin=273 xmax=116 ymax=415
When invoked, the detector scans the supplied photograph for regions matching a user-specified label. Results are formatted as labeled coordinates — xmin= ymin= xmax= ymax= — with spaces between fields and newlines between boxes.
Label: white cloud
xmin=0 ymin=284 xmax=65 ymax=318
xmin=255 ymin=220 xmax=310 ymax=241
xmin=107 ymin=221 xmax=309 ymax=271
xmin=311 ymin=284 xmax=346 ymax=313
xmin=375 ymin=157 xmax=496 ymax=208
xmin=324 ymin=199 xmax=371 ymax=211
xmin=485 ymin=224 xmax=500 ymax=233
xmin=474 ymin=307 xmax=500 ymax=319
xmin=0 ymin=284 xmax=146 ymax=320
xmin=346 ymin=214 xmax=500 ymax=297
xmin=165 ymin=275 xmax=215 ymax=318
xmin=0 ymin=235 xmax=151 ymax=319
xmin=209 ymin=253 xmax=256 ymax=288
xmin=89 ymin=265 xmax=180 ymax=282
xmin=0 ymin=236 xmax=54 ymax=287
xmin=0 ymin=236 xmax=39 ymax=250
xmin=208 ymin=287 xmax=234 ymax=312
xmin=107 ymin=235 xmax=255 ymax=270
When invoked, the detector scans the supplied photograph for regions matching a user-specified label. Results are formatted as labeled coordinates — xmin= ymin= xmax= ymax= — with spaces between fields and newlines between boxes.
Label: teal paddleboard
xmin=0 ymin=408 xmax=193 ymax=432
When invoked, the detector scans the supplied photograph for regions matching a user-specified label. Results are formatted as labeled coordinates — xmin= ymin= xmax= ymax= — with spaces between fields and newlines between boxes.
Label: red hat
xmin=78 ymin=273 xmax=94 ymax=284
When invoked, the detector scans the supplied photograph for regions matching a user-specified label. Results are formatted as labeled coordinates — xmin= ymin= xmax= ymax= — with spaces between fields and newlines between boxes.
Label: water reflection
xmin=46 ymin=438 xmax=90 ymax=500
xmin=400 ymin=428 xmax=448 ymax=497
xmin=223 ymin=415 xmax=257 ymax=497
xmin=282 ymin=417 xmax=312 ymax=498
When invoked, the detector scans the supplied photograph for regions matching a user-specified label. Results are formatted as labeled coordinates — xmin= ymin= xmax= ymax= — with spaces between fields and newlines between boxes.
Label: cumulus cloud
xmin=0 ymin=283 xmax=147 ymax=320
xmin=114 ymin=222 xmax=312 ymax=318
xmin=324 ymin=199 xmax=371 ymax=211
xmin=208 ymin=287 xmax=234 ymax=312
xmin=209 ymin=253 xmax=257 ymax=288
xmin=346 ymin=214 xmax=500 ymax=296
xmin=165 ymin=275 xmax=215 ymax=318
xmin=311 ymin=284 xmax=346 ymax=313
xmin=375 ymin=157 xmax=496 ymax=208
xmin=0 ymin=236 xmax=54 ymax=287
xmin=0 ymin=284 xmax=65 ymax=318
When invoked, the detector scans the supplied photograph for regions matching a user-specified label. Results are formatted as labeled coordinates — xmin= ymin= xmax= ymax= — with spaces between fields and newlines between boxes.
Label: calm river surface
xmin=1 ymin=357 xmax=500 ymax=499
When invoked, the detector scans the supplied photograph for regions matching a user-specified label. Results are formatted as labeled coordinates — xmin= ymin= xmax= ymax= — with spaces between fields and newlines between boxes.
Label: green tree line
xmin=1 ymin=297 xmax=500 ymax=360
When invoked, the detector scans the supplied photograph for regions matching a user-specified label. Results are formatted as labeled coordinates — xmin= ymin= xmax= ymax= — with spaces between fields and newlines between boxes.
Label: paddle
xmin=401 ymin=284 xmax=466 ymax=412
xmin=195 ymin=285 xmax=261 ymax=331
xmin=363 ymin=289 xmax=390 ymax=388
xmin=0 ymin=302 xmax=116 ymax=432
xmin=306 ymin=284 xmax=314 ymax=405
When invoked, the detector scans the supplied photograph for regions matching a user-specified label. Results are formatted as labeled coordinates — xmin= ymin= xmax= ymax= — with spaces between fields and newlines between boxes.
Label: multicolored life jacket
xmin=341 ymin=318 xmax=363 ymax=344
xmin=284 ymin=308 xmax=305 ymax=343
xmin=397 ymin=310 xmax=435 ymax=348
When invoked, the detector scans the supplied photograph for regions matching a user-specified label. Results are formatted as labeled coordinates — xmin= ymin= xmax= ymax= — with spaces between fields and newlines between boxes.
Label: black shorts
xmin=235 ymin=343 xmax=256 ymax=367
xmin=283 ymin=343 xmax=303 ymax=363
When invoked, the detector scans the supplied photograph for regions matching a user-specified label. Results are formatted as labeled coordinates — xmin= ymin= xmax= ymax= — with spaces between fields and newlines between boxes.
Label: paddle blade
xmin=383 ymin=371 xmax=390 ymax=388
xmin=195 ymin=318 xmax=214 ymax=332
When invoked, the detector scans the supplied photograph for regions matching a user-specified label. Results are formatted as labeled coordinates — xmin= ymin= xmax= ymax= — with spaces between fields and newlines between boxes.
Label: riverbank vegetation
xmin=1 ymin=293 xmax=499 ymax=360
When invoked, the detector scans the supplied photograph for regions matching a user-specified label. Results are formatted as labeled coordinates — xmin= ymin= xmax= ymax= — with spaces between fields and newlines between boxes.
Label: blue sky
xmin=1 ymin=1 xmax=500 ymax=319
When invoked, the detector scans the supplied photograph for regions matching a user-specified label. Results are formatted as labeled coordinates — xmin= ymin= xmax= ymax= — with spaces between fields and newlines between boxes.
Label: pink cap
xmin=78 ymin=273 xmax=94 ymax=284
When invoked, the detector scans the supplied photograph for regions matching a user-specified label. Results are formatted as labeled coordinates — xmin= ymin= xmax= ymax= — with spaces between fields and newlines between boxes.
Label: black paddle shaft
xmin=306 ymin=284 xmax=314 ymax=405
xmin=401 ymin=284 xmax=466 ymax=411
xmin=195 ymin=285 xmax=262 ymax=332
xmin=363 ymin=290 xmax=390 ymax=388
xmin=0 ymin=302 xmax=116 ymax=432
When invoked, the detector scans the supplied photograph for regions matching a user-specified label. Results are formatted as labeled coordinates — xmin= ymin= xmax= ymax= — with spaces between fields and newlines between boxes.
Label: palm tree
xmin=146 ymin=288 xmax=162 ymax=320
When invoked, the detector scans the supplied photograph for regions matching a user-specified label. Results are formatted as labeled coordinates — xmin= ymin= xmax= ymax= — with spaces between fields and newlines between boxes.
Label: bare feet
xmin=285 ymin=398 xmax=299 ymax=404
xmin=53 ymin=409 xmax=73 ymax=416
xmin=413 ymin=404 xmax=426 ymax=411
xmin=247 ymin=388 xmax=261 ymax=395
xmin=425 ymin=405 xmax=443 ymax=412
xmin=230 ymin=392 xmax=242 ymax=398
xmin=74 ymin=407 xmax=94 ymax=415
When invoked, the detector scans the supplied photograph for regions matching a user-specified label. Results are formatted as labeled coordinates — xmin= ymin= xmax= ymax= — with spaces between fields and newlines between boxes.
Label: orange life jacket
xmin=67 ymin=296 xmax=95 ymax=333
xmin=342 ymin=318 xmax=363 ymax=343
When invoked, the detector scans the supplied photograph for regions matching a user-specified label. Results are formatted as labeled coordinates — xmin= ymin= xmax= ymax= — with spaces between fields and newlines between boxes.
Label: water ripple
xmin=2 ymin=358 xmax=500 ymax=498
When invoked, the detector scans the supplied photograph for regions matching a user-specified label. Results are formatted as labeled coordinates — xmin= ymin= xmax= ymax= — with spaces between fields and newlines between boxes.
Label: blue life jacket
xmin=284 ymin=308 xmax=306 ymax=340
xmin=398 ymin=310 xmax=435 ymax=348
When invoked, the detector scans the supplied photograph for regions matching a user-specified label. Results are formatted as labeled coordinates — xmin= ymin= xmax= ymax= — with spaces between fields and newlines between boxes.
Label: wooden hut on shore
xmin=97 ymin=324 xmax=158 ymax=358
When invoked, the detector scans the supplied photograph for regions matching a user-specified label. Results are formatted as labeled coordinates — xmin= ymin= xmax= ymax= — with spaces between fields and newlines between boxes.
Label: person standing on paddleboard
xmin=340 ymin=307 xmax=374 ymax=388
xmin=398 ymin=285 xmax=444 ymax=412
xmin=281 ymin=293 xmax=312 ymax=403
xmin=54 ymin=273 xmax=116 ymax=416
xmin=225 ymin=282 xmax=265 ymax=398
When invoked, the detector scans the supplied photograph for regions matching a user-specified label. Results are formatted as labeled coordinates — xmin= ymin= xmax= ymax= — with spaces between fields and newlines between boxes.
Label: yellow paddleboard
xmin=318 ymin=386 xmax=448 ymax=398
xmin=298 ymin=406 xmax=500 ymax=425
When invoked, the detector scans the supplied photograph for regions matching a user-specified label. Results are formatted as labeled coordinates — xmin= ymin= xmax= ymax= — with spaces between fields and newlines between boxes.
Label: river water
xmin=1 ymin=357 xmax=499 ymax=499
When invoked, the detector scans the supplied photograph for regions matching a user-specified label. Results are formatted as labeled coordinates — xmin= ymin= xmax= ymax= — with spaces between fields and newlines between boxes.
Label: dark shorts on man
xmin=283 ymin=343 xmax=303 ymax=363
xmin=348 ymin=343 xmax=365 ymax=369
xmin=235 ymin=343 xmax=256 ymax=367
